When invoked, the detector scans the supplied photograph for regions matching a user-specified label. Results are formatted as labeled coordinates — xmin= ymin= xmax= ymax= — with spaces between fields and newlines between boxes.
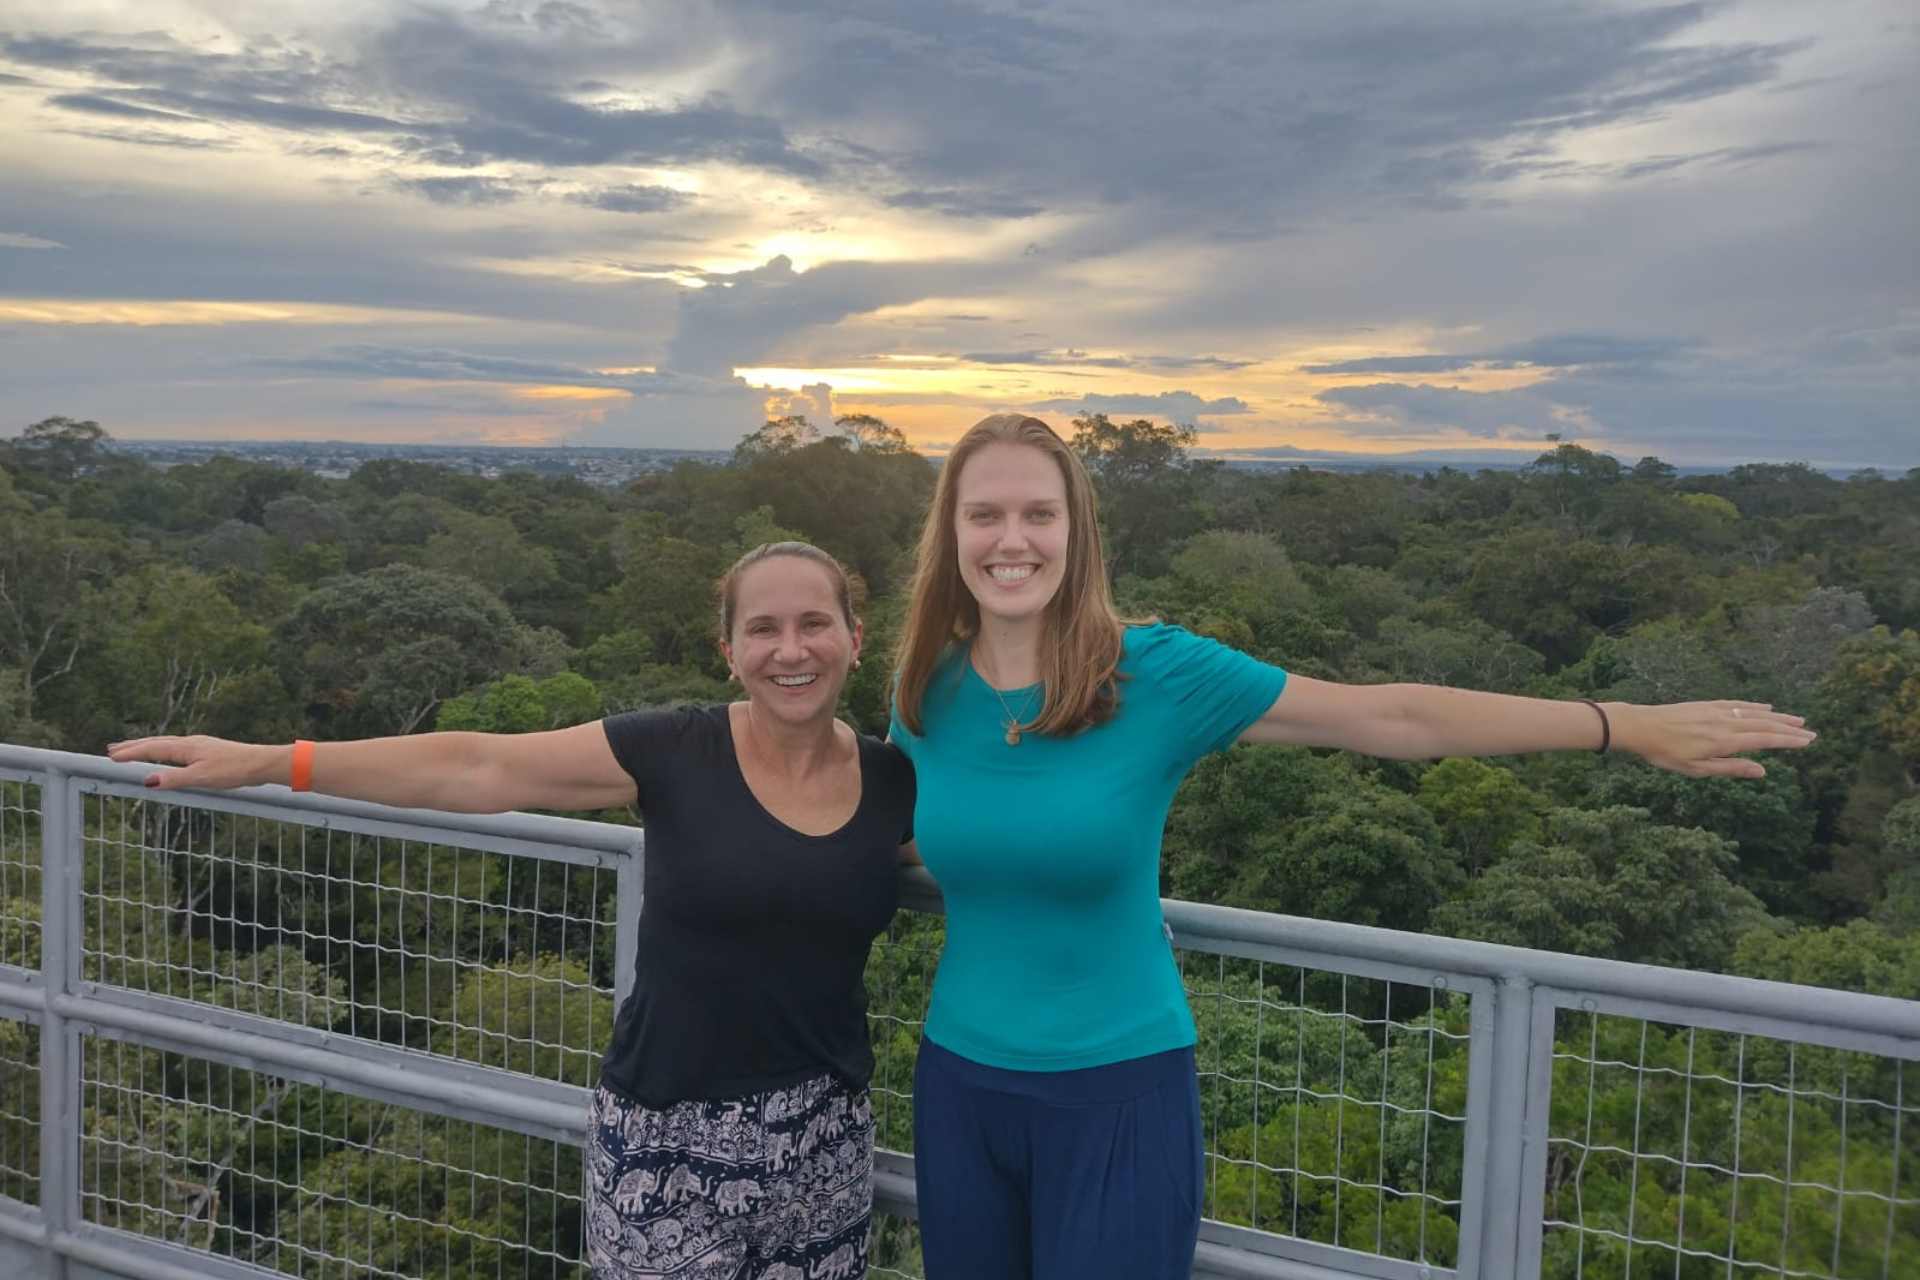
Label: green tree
xmin=1431 ymin=807 xmax=1768 ymax=970
xmin=279 ymin=565 xmax=532 ymax=736
xmin=1414 ymin=758 xmax=1545 ymax=877
xmin=0 ymin=477 xmax=131 ymax=727
xmin=437 ymin=672 xmax=604 ymax=734
xmin=834 ymin=411 xmax=911 ymax=453
xmin=8 ymin=415 xmax=111 ymax=483
xmin=1165 ymin=747 xmax=1457 ymax=933
xmin=733 ymin=413 xmax=819 ymax=461
xmin=1069 ymin=414 xmax=1211 ymax=578
xmin=96 ymin=566 xmax=274 ymax=736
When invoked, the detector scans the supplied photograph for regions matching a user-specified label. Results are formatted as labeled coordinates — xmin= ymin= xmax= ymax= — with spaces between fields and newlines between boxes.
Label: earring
xmin=851 ymin=657 xmax=862 ymax=670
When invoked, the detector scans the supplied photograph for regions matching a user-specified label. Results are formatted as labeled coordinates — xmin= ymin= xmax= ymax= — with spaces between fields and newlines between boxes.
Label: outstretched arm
xmin=107 ymin=723 xmax=638 ymax=814
xmin=1238 ymin=677 xmax=1815 ymax=778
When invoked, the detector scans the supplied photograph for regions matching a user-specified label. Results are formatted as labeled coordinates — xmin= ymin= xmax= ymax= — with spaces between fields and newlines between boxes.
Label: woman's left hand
xmin=1610 ymin=701 xmax=1816 ymax=778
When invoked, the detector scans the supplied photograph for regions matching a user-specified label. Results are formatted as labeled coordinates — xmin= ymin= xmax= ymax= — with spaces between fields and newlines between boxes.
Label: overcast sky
xmin=1 ymin=0 xmax=1914 ymax=467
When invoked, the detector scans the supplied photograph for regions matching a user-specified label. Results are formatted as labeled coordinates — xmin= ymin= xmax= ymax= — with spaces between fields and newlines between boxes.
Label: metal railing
xmin=1 ymin=744 xmax=1916 ymax=1280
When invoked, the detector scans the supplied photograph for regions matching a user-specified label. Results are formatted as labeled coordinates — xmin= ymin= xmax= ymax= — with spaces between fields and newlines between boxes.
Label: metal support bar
xmin=615 ymin=831 xmax=644 ymax=1011
xmin=36 ymin=768 xmax=76 ymax=1280
xmin=1466 ymin=973 xmax=1538 ymax=1280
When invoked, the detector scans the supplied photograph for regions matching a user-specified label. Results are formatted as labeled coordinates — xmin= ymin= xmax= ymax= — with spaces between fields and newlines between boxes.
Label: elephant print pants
xmin=584 ymin=1074 xmax=874 ymax=1280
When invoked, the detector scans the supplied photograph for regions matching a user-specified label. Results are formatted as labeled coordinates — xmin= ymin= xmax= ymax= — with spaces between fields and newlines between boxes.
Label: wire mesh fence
xmin=78 ymin=793 xmax=620 ymax=1089
xmin=0 ymin=1013 xmax=38 ymax=1208
xmin=79 ymin=1038 xmax=588 ymax=1280
xmin=1183 ymin=954 xmax=1470 ymax=1269
xmin=1542 ymin=1008 xmax=1920 ymax=1280
xmin=0 ymin=778 xmax=41 ymax=974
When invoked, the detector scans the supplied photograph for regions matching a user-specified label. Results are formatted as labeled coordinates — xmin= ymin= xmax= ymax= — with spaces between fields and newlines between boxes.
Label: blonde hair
xmin=892 ymin=414 xmax=1128 ymax=738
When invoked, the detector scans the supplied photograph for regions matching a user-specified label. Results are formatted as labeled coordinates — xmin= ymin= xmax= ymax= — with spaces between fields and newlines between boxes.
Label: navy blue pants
xmin=912 ymin=1038 xmax=1203 ymax=1280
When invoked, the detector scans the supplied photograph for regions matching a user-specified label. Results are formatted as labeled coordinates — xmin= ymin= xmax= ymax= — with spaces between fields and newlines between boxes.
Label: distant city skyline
xmin=2 ymin=1 xmax=1915 ymax=469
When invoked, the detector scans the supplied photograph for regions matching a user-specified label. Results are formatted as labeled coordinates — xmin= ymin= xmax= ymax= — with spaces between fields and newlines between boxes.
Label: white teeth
xmin=771 ymin=674 xmax=817 ymax=687
xmin=989 ymin=566 xmax=1034 ymax=582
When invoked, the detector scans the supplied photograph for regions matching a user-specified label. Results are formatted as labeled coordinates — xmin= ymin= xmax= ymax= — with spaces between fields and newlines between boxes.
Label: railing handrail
xmin=0 ymin=745 xmax=641 ymax=854
xmin=7 ymin=743 xmax=1914 ymax=1048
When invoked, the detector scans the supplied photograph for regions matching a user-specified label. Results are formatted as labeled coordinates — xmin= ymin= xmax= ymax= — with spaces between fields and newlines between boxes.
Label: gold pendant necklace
xmin=989 ymin=682 xmax=1040 ymax=746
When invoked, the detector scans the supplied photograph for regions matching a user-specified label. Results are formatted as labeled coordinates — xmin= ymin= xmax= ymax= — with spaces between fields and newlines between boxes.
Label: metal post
xmin=613 ymin=831 xmax=644 ymax=1011
xmin=1466 ymin=972 xmax=1540 ymax=1279
xmin=37 ymin=768 xmax=79 ymax=1280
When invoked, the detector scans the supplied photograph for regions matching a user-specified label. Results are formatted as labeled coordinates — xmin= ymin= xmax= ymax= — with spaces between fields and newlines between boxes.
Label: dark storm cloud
xmin=1 ymin=21 xmax=819 ymax=179
xmin=6 ymin=2 xmax=1812 ymax=225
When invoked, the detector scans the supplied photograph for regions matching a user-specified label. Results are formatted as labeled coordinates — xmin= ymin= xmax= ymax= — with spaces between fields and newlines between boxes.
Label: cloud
xmin=959 ymin=349 xmax=1133 ymax=369
xmin=1 ymin=2 xmax=1913 ymax=467
xmin=46 ymin=92 xmax=200 ymax=122
xmin=1303 ymin=355 xmax=1484 ymax=375
xmin=883 ymin=190 xmax=1046 ymax=219
xmin=1316 ymin=382 xmax=1567 ymax=437
xmin=1030 ymin=390 xmax=1253 ymax=422
xmin=394 ymin=176 xmax=536 ymax=206
xmin=666 ymin=254 xmax=1007 ymax=377
xmin=956 ymin=350 xmax=1256 ymax=372
xmin=269 ymin=345 xmax=630 ymax=385
xmin=569 ymin=184 xmax=692 ymax=214
xmin=0 ymin=231 xmax=65 ymax=250
xmin=49 ymin=126 xmax=235 ymax=150
xmin=1305 ymin=334 xmax=1709 ymax=375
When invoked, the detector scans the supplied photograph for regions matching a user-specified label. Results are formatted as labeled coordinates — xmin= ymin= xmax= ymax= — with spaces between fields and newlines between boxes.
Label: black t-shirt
xmin=597 ymin=705 xmax=916 ymax=1105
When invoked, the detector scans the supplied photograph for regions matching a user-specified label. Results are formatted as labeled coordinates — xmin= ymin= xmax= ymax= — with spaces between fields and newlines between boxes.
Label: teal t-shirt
xmin=889 ymin=622 xmax=1288 ymax=1071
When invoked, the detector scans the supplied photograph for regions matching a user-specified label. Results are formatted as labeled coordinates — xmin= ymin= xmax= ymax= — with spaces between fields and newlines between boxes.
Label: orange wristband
xmin=289 ymin=739 xmax=315 ymax=792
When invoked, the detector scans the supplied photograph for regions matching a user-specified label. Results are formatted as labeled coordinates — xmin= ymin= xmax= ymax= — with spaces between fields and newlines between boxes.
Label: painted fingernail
xmin=143 ymin=776 xmax=159 ymax=789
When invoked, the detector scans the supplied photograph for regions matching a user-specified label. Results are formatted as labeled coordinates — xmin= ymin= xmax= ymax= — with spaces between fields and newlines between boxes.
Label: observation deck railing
xmin=1 ymin=745 xmax=1914 ymax=1280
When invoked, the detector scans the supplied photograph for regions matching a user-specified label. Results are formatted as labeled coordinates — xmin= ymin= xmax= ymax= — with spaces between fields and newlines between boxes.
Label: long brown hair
xmin=892 ymin=414 xmax=1128 ymax=737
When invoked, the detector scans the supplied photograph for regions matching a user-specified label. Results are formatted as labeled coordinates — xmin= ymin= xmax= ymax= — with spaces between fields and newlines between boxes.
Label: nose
xmin=997 ymin=516 xmax=1031 ymax=550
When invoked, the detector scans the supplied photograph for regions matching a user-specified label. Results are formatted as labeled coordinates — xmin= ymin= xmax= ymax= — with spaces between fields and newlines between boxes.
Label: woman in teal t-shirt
xmin=887 ymin=413 xmax=1817 ymax=1280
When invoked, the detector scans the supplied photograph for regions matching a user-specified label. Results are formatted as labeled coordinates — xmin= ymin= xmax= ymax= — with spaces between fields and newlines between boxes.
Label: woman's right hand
xmin=108 ymin=736 xmax=287 ymax=792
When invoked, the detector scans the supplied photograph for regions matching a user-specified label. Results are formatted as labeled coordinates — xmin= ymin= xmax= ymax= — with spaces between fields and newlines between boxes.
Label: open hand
xmin=1612 ymin=702 xmax=1816 ymax=778
xmin=106 ymin=736 xmax=284 ymax=792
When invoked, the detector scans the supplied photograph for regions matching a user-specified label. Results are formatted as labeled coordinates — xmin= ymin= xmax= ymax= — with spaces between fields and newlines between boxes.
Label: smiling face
xmin=952 ymin=442 xmax=1072 ymax=630
xmin=719 ymin=555 xmax=861 ymax=724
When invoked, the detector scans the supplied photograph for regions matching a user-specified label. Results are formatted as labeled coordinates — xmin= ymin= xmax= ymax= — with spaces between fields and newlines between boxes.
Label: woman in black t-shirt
xmin=109 ymin=541 xmax=917 ymax=1280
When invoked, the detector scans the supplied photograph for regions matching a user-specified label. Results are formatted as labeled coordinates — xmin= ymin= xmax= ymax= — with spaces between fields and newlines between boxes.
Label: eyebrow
xmin=742 ymin=610 xmax=835 ymax=624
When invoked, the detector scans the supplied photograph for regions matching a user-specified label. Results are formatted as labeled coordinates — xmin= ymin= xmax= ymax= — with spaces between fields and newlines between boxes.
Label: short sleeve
xmin=600 ymin=706 xmax=703 ymax=809
xmin=1126 ymin=623 xmax=1288 ymax=762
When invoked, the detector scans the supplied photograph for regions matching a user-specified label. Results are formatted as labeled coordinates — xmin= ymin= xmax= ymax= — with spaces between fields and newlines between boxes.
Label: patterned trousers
xmin=584 ymin=1074 xmax=874 ymax=1280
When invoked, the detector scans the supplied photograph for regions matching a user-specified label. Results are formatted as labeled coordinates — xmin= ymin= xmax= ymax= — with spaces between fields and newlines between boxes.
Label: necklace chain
xmin=978 ymin=656 xmax=1041 ymax=746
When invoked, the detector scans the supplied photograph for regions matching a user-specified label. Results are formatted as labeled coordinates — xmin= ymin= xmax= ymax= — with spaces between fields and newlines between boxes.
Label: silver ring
xmin=1730 ymin=708 xmax=1745 ymax=719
